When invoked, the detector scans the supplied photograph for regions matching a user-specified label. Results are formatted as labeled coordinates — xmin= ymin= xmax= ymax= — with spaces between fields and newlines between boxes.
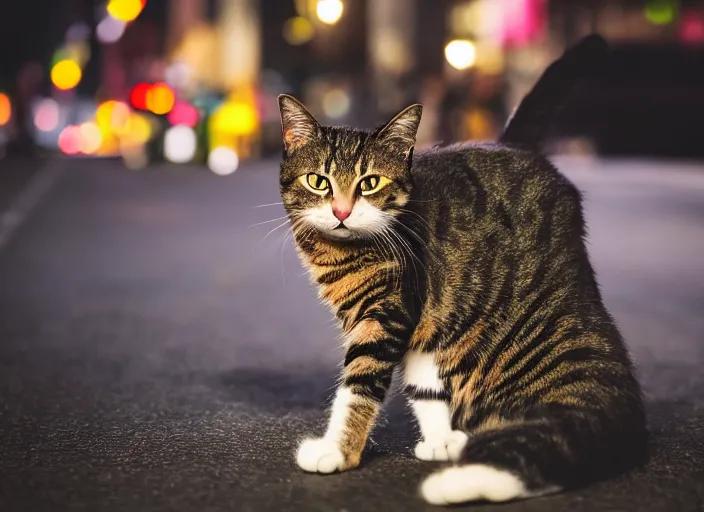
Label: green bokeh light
xmin=645 ymin=0 xmax=678 ymax=25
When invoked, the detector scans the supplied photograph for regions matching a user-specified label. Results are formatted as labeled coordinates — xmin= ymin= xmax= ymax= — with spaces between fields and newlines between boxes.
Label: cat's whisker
xmin=394 ymin=226 xmax=428 ymax=282
xmin=249 ymin=215 xmax=291 ymax=228
xmin=397 ymin=208 xmax=434 ymax=232
xmin=386 ymin=227 xmax=423 ymax=285
xmin=280 ymin=218 xmax=308 ymax=270
xmin=380 ymin=214 xmax=427 ymax=270
xmin=279 ymin=224 xmax=299 ymax=287
xmin=253 ymin=202 xmax=284 ymax=208
xmin=391 ymin=215 xmax=438 ymax=265
xmin=369 ymin=231 xmax=399 ymax=289
xmin=406 ymin=198 xmax=439 ymax=204
xmin=259 ymin=219 xmax=292 ymax=245
xmin=403 ymin=227 xmax=437 ymax=266
xmin=293 ymin=224 xmax=315 ymax=247
xmin=377 ymin=229 xmax=406 ymax=289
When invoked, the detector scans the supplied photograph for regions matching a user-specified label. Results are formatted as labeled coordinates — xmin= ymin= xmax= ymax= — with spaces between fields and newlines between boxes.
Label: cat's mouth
xmin=329 ymin=222 xmax=354 ymax=239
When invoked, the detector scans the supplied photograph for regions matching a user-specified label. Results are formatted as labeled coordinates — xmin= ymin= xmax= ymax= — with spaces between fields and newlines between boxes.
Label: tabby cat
xmin=277 ymin=34 xmax=647 ymax=505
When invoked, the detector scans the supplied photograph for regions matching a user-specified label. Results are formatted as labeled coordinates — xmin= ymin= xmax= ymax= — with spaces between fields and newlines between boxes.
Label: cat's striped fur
xmin=279 ymin=35 xmax=647 ymax=505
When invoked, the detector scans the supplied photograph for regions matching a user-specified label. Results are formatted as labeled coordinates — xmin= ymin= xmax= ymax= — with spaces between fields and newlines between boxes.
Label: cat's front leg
xmin=296 ymin=316 xmax=407 ymax=474
xmin=403 ymin=350 xmax=468 ymax=462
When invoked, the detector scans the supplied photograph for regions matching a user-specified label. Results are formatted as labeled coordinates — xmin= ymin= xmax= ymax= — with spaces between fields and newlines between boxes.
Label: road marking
xmin=0 ymin=162 xmax=62 ymax=252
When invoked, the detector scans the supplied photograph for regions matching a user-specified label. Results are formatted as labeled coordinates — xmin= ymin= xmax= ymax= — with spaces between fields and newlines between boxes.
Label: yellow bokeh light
xmin=98 ymin=133 xmax=121 ymax=156
xmin=51 ymin=60 xmax=82 ymax=91
xmin=96 ymin=100 xmax=131 ymax=135
xmin=123 ymin=112 xmax=153 ymax=145
xmin=107 ymin=0 xmax=144 ymax=23
xmin=0 ymin=93 xmax=11 ymax=126
xmin=146 ymin=83 xmax=176 ymax=115
xmin=316 ymin=0 xmax=344 ymax=25
xmin=444 ymin=39 xmax=476 ymax=71
xmin=283 ymin=16 xmax=315 ymax=45
xmin=210 ymin=100 xmax=258 ymax=136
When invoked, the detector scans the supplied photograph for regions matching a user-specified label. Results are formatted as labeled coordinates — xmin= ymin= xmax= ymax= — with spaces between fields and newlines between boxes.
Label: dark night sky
xmin=0 ymin=0 xmax=55 ymax=87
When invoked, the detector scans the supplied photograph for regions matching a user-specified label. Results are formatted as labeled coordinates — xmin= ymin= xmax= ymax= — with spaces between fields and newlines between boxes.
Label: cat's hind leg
xmin=403 ymin=350 xmax=468 ymax=461
xmin=419 ymin=407 xmax=647 ymax=505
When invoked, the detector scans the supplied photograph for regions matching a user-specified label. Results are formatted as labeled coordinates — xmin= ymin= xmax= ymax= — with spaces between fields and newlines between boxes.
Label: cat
xmin=276 ymin=34 xmax=647 ymax=505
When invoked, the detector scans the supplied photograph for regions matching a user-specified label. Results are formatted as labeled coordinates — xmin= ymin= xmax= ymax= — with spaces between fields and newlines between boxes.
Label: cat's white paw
xmin=297 ymin=437 xmax=345 ymax=474
xmin=414 ymin=430 xmax=468 ymax=461
xmin=420 ymin=464 xmax=530 ymax=505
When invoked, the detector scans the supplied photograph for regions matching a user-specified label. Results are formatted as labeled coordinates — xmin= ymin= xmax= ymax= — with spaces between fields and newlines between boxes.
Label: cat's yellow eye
xmin=300 ymin=173 xmax=330 ymax=195
xmin=358 ymin=175 xmax=391 ymax=196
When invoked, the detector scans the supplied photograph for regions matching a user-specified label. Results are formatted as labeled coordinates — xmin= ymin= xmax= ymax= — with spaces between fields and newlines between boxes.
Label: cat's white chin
xmin=327 ymin=226 xmax=355 ymax=239
xmin=315 ymin=224 xmax=372 ymax=242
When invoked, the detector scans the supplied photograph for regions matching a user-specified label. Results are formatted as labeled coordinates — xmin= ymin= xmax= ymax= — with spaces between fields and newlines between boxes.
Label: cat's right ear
xmin=278 ymin=94 xmax=320 ymax=155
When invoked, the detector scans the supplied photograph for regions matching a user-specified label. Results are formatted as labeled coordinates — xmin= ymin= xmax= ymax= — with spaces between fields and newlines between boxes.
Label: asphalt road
xmin=1 ymin=155 xmax=703 ymax=512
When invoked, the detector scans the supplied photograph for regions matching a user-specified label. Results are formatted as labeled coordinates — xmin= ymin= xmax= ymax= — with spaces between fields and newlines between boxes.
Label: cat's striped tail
xmin=419 ymin=407 xmax=647 ymax=505
xmin=498 ymin=34 xmax=609 ymax=151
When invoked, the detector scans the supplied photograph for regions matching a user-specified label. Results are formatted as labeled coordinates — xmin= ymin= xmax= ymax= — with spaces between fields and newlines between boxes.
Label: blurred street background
xmin=1 ymin=0 xmax=704 ymax=166
xmin=1 ymin=1 xmax=704 ymax=511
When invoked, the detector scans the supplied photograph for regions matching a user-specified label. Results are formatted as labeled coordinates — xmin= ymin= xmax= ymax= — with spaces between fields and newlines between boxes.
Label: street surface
xmin=0 ymin=155 xmax=703 ymax=511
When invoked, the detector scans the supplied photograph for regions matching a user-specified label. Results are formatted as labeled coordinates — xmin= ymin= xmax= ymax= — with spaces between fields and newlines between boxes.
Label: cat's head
xmin=277 ymin=94 xmax=422 ymax=242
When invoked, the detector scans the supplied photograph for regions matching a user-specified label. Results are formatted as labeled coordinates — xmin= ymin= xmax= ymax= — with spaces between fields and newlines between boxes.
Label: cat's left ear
xmin=376 ymin=104 xmax=423 ymax=159
xmin=278 ymin=94 xmax=321 ymax=155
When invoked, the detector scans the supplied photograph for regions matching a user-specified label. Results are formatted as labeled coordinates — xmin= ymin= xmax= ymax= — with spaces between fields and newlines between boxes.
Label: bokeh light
xmin=210 ymin=100 xmax=258 ymax=136
xmin=444 ymin=39 xmax=477 ymax=70
xmin=322 ymin=87 xmax=351 ymax=119
xmin=34 ymin=99 xmax=60 ymax=132
xmin=316 ymin=0 xmax=344 ymax=25
xmin=146 ymin=83 xmax=176 ymax=115
xmin=167 ymin=101 xmax=200 ymax=128
xmin=124 ymin=112 xmax=153 ymax=145
xmin=107 ymin=0 xmax=145 ymax=23
xmin=96 ymin=100 xmax=131 ymax=134
xmin=681 ymin=10 xmax=704 ymax=44
xmin=129 ymin=82 xmax=151 ymax=110
xmin=0 ymin=93 xmax=10 ymax=127
xmin=645 ymin=0 xmax=678 ymax=25
xmin=283 ymin=16 xmax=315 ymax=45
xmin=58 ymin=125 xmax=82 ymax=155
xmin=97 ymin=15 xmax=127 ymax=44
xmin=208 ymin=147 xmax=239 ymax=176
xmin=164 ymin=126 xmax=198 ymax=164
xmin=51 ymin=60 xmax=82 ymax=91
xmin=78 ymin=122 xmax=103 ymax=155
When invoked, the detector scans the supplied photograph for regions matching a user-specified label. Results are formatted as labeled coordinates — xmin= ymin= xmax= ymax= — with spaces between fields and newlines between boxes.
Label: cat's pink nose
xmin=333 ymin=208 xmax=351 ymax=222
